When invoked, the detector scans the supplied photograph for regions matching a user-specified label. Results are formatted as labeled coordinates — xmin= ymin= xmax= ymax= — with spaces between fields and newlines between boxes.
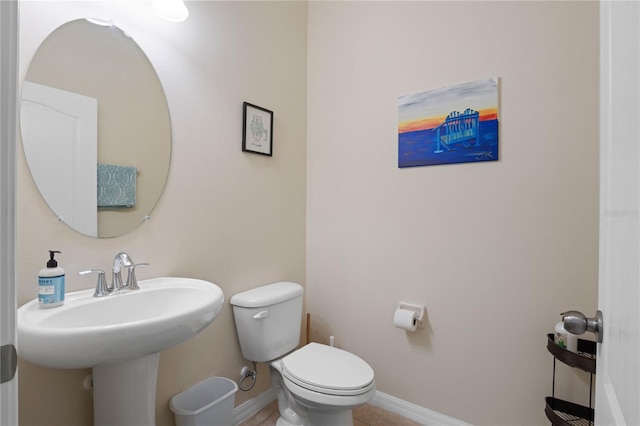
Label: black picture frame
xmin=242 ymin=102 xmax=273 ymax=156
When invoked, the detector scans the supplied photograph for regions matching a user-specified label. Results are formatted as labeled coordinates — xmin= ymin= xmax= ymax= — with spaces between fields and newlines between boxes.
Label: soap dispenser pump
xmin=38 ymin=250 xmax=65 ymax=308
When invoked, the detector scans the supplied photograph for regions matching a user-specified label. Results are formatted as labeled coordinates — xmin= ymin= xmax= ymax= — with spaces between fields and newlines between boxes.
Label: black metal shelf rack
xmin=545 ymin=333 xmax=596 ymax=426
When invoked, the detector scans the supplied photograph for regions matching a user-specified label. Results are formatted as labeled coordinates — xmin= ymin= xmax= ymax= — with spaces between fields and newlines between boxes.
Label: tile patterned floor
xmin=239 ymin=400 xmax=422 ymax=426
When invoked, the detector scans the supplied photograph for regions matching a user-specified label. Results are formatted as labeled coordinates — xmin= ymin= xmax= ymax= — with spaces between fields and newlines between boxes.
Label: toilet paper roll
xmin=394 ymin=308 xmax=418 ymax=332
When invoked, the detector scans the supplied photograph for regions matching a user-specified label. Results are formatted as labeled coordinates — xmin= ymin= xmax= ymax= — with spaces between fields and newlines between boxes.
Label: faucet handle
xmin=124 ymin=263 xmax=149 ymax=290
xmin=79 ymin=270 xmax=109 ymax=297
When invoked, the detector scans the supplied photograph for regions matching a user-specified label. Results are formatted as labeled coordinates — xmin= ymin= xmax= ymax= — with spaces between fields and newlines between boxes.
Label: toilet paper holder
xmin=398 ymin=302 xmax=425 ymax=328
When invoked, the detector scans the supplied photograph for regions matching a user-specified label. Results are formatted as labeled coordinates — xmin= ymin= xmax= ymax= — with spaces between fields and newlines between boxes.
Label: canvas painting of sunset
xmin=398 ymin=78 xmax=499 ymax=168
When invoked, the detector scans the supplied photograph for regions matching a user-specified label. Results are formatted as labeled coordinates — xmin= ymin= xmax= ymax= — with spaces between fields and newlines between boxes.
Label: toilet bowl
xmin=271 ymin=343 xmax=375 ymax=426
xmin=230 ymin=283 xmax=376 ymax=426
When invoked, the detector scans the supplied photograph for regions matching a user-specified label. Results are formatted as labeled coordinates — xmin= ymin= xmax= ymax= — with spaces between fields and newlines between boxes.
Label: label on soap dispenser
xmin=38 ymin=275 xmax=65 ymax=305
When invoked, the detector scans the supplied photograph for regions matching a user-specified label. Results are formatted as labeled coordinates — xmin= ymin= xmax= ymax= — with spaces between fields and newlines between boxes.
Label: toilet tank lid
xmin=230 ymin=282 xmax=303 ymax=308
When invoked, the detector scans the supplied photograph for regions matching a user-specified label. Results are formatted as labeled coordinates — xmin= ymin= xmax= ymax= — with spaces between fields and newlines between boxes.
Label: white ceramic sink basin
xmin=17 ymin=277 xmax=224 ymax=369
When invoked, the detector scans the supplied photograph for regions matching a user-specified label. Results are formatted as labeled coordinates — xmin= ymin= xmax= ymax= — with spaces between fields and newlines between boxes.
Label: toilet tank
xmin=230 ymin=282 xmax=304 ymax=362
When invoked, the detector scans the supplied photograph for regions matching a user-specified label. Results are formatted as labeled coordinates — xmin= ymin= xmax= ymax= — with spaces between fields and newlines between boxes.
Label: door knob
xmin=562 ymin=310 xmax=603 ymax=343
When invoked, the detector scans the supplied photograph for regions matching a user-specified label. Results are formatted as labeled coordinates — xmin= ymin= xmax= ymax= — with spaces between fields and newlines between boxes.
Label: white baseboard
xmin=370 ymin=391 xmax=472 ymax=426
xmin=232 ymin=388 xmax=470 ymax=426
xmin=232 ymin=387 xmax=277 ymax=425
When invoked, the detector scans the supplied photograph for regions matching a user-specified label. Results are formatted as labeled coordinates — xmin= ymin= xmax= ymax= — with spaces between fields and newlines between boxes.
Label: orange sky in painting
xmin=399 ymin=107 xmax=499 ymax=134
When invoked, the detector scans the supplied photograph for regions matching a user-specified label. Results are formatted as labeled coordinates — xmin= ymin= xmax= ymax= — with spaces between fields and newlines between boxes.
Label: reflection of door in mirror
xmin=21 ymin=81 xmax=98 ymax=237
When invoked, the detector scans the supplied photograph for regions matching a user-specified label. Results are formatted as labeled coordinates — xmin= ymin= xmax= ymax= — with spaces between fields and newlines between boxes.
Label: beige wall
xmin=18 ymin=1 xmax=599 ymax=425
xmin=17 ymin=1 xmax=307 ymax=425
xmin=306 ymin=1 xmax=599 ymax=425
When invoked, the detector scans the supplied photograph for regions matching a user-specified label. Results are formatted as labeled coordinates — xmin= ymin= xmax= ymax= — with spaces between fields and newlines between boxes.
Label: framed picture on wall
xmin=398 ymin=78 xmax=499 ymax=168
xmin=242 ymin=102 xmax=273 ymax=156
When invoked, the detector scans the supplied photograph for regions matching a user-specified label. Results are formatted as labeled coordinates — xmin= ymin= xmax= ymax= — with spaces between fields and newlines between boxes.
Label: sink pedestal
xmin=93 ymin=353 xmax=159 ymax=426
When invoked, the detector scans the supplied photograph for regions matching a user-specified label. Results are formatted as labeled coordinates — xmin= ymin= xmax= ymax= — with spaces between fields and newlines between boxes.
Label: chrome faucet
xmin=111 ymin=252 xmax=133 ymax=292
xmin=112 ymin=252 xmax=148 ymax=292
xmin=80 ymin=252 xmax=148 ymax=297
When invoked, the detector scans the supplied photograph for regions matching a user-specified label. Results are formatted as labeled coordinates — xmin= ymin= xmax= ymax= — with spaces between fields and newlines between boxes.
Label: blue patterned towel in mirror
xmin=97 ymin=164 xmax=137 ymax=208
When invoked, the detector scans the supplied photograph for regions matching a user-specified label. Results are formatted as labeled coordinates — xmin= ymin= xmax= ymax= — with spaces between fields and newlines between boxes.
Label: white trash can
xmin=170 ymin=377 xmax=238 ymax=426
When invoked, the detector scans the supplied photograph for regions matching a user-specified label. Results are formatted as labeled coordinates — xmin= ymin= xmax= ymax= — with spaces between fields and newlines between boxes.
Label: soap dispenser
xmin=38 ymin=250 xmax=65 ymax=308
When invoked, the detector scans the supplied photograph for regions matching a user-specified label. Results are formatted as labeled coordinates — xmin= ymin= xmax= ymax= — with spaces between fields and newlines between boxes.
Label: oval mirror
xmin=20 ymin=19 xmax=171 ymax=238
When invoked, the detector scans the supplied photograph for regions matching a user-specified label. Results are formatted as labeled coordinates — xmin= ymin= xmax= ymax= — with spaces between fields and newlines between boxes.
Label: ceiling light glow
xmin=152 ymin=0 xmax=189 ymax=23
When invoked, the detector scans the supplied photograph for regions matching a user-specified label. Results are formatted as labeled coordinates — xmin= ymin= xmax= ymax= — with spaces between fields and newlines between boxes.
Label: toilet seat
xmin=281 ymin=343 xmax=375 ymax=396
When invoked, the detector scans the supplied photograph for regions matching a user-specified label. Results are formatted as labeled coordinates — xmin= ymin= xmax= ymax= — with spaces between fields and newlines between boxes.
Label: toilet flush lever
xmin=253 ymin=311 xmax=269 ymax=320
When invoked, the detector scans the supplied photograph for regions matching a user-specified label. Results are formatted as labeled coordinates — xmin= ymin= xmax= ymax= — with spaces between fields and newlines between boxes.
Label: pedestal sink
xmin=17 ymin=277 xmax=224 ymax=426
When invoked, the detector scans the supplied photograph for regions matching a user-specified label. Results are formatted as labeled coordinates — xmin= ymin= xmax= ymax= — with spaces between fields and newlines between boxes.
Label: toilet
xmin=230 ymin=282 xmax=375 ymax=426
